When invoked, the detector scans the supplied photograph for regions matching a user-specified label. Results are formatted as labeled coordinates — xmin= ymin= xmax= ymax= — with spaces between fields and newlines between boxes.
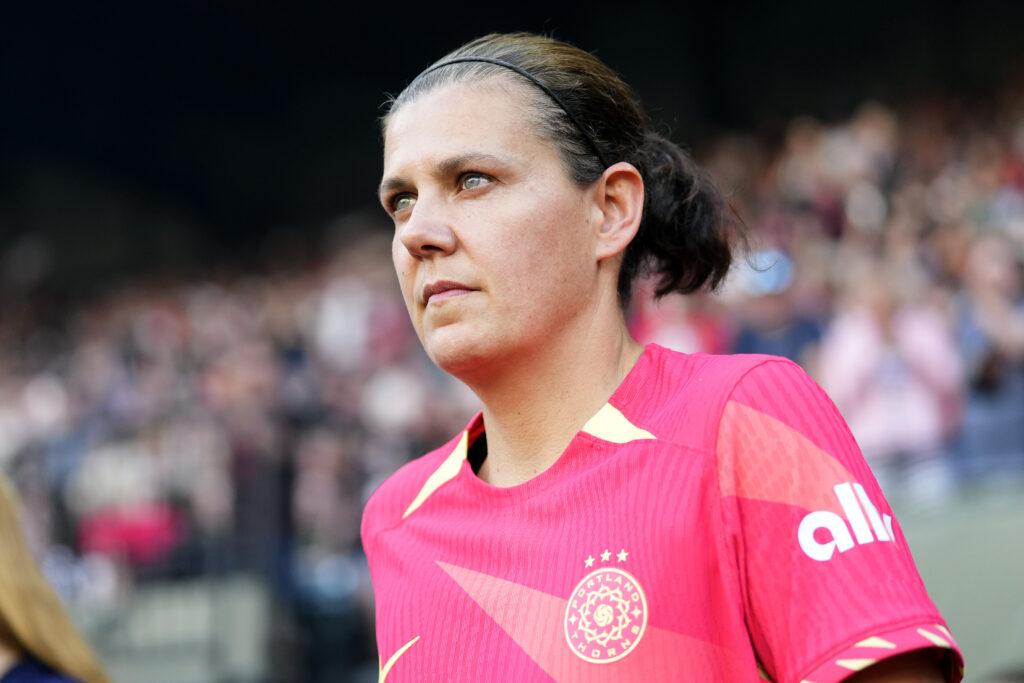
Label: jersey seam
xmin=708 ymin=355 xmax=806 ymax=678
xmin=709 ymin=355 xmax=800 ymax=458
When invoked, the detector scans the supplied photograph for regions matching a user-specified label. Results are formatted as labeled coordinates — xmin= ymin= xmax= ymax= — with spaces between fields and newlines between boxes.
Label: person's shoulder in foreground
xmin=0 ymin=476 xmax=111 ymax=683
xmin=1 ymin=657 xmax=82 ymax=683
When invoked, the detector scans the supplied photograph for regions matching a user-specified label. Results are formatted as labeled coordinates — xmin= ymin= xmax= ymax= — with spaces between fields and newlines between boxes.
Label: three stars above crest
xmin=584 ymin=548 xmax=629 ymax=568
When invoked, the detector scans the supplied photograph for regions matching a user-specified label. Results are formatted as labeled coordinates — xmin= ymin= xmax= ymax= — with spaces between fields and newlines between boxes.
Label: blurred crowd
xmin=0 ymin=230 xmax=480 ymax=678
xmin=694 ymin=84 xmax=1024 ymax=498
xmin=2 ymin=76 xmax=1024 ymax=679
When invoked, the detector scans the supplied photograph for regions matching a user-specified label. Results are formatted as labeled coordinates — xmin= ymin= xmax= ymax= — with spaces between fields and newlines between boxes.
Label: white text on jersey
xmin=798 ymin=482 xmax=895 ymax=561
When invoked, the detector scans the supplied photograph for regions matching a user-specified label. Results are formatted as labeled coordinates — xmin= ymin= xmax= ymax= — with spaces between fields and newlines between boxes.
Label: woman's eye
xmin=460 ymin=173 xmax=491 ymax=191
xmin=392 ymin=195 xmax=415 ymax=213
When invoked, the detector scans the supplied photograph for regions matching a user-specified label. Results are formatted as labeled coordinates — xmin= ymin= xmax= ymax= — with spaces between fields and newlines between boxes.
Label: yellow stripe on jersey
xmin=379 ymin=635 xmax=420 ymax=682
xmin=581 ymin=403 xmax=656 ymax=443
xmin=836 ymin=658 xmax=877 ymax=671
xmin=854 ymin=636 xmax=896 ymax=649
xmin=917 ymin=627 xmax=951 ymax=648
xmin=403 ymin=432 xmax=468 ymax=519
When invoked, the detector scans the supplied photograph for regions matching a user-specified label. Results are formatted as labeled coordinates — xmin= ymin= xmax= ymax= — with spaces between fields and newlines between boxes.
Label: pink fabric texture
xmin=362 ymin=344 xmax=963 ymax=682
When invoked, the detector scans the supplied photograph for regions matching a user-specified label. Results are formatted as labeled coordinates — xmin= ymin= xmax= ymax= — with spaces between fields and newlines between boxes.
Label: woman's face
xmin=380 ymin=79 xmax=602 ymax=379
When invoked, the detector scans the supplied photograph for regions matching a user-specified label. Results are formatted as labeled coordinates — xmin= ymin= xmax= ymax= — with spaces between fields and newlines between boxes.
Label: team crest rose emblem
xmin=564 ymin=549 xmax=648 ymax=663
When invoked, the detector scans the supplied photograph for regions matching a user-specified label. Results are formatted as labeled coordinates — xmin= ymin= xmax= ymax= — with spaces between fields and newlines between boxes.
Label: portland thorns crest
xmin=564 ymin=549 xmax=648 ymax=663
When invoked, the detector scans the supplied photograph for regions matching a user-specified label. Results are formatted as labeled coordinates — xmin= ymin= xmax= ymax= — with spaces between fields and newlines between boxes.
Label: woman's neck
xmin=473 ymin=325 xmax=643 ymax=487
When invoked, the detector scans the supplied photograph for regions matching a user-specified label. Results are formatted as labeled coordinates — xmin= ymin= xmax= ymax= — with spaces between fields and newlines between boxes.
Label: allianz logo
xmin=798 ymin=482 xmax=895 ymax=561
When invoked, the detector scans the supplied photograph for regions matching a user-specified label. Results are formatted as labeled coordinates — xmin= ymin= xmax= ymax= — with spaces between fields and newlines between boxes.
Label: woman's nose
xmin=397 ymin=199 xmax=457 ymax=259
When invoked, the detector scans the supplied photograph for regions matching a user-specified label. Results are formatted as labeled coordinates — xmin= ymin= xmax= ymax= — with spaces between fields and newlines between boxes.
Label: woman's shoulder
xmin=627 ymin=345 xmax=808 ymax=446
xmin=1 ymin=657 xmax=81 ymax=683
xmin=643 ymin=344 xmax=803 ymax=396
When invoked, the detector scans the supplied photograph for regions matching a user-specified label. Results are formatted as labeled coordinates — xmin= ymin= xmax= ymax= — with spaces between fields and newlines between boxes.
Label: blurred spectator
xmin=817 ymin=260 xmax=963 ymax=502
xmin=727 ymin=248 xmax=824 ymax=367
xmin=629 ymin=284 xmax=732 ymax=355
xmin=951 ymin=232 xmax=1024 ymax=483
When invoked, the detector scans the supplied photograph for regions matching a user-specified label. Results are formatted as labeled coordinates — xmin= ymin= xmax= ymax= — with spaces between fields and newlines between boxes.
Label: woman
xmin=0 ymin=478 xmax=110 ymax=683
xmin=363 ymin=33 xmax=964 ymax=682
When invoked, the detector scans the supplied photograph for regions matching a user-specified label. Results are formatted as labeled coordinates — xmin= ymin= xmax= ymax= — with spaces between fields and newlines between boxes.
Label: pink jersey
xmin=362 ymin=344 xmax=964 ymax=682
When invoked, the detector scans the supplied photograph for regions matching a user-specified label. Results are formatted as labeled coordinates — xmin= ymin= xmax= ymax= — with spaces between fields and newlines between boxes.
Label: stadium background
xmin=3 ymin=1 xmax=1024 ymax=681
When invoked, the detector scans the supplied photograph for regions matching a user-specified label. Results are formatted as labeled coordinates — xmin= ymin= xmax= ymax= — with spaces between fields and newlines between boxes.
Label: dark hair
xmin=384 ymin=33 xmax=741 ymax=304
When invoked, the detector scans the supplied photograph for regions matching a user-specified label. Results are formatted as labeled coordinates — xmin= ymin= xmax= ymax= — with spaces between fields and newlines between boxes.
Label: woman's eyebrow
xmin=436 ymin=152 xmax=504 ymax=177
xmin=378 ymin=175 xmax=409 ymax=200
xmin=379 ymin=153 xmax=506 ymax=198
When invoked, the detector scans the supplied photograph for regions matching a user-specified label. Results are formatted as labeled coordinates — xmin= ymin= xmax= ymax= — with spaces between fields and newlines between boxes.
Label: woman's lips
xmin=423 ymin=281 xmax=474 ymax=304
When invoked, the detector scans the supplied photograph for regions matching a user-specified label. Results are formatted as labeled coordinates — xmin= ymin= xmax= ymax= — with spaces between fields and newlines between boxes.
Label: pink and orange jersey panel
xmin=362 ymin=344 xmax=964 ymax=682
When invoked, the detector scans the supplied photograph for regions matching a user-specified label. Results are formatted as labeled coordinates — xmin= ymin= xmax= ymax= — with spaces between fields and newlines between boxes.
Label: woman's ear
xmin=593 ymin=162 xmax=644 ymax=261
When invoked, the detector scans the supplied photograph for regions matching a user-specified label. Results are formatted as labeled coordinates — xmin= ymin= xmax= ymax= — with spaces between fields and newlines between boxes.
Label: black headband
xmin=417 ymin=56 xmax=612 ymax=169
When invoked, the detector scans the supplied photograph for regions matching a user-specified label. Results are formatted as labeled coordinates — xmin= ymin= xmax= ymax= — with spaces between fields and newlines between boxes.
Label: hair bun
xmin=622 ymin=131 xmax=736 ymax=300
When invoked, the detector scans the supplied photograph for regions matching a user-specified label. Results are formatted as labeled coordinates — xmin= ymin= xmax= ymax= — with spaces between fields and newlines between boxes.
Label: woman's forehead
xmin=386 ymin=74 xmax=534 ymax=130
xmin=382 ymin=79 xmax=542 ymax=170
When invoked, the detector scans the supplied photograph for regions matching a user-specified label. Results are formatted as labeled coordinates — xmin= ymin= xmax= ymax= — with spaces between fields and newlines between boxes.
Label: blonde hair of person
xmin=0 ymin=477 xmax=110 ymax=683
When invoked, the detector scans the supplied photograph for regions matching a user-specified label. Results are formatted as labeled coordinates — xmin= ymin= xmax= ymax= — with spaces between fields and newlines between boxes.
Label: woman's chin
xmin=428 ymin=342 xmax=486 ymax=376
xmin=426 ymin=333 xmax=507 ymax=382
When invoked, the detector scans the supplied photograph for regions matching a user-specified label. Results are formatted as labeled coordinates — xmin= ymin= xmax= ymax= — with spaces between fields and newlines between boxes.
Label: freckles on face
xmin=380 ymin=80 xmax=599 ymax=370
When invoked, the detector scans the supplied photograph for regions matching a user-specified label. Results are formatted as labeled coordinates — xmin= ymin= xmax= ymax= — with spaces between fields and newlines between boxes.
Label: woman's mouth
xmin=423 ymin=281 xmax=474 ymax=304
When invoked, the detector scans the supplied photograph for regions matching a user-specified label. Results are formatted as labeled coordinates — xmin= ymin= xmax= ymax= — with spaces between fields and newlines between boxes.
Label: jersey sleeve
xmin=714 ymin=358 xmax=964 ymax=683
